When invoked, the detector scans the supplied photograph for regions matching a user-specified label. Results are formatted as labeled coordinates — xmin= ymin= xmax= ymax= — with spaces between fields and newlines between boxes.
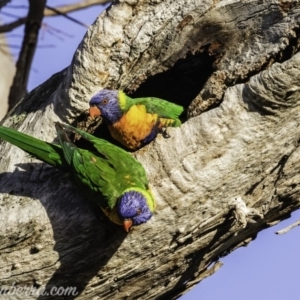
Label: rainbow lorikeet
xmin=0 ymin=123 xmax=155 ymax=232
xmin=89 ymin=89 xmax=184 ymax=150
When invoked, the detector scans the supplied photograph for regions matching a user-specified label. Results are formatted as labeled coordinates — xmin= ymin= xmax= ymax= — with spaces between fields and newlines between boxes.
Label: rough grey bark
xmin=0 ymin=0 xmax=300 ymax=299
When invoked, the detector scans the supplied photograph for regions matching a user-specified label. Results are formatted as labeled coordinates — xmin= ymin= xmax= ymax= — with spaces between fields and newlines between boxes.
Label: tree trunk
xmin=7 ymin=0 xmax=46 ymax=111
xmin=1 ymin=0 xmax=300 ymax=299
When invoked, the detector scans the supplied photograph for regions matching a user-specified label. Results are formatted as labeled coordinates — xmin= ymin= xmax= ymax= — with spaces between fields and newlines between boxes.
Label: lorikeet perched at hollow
xmin=89 ymin=89 xmax=184 ymax=150
xmin=0 ymin=123 xmax=155 ymax=232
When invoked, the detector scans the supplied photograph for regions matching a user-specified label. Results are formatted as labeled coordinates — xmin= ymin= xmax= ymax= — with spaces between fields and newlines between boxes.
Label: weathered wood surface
xmin=1 ymin=0 xmax=300 ymax=299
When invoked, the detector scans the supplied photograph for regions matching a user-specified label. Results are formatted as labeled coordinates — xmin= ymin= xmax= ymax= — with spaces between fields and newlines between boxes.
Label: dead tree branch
xmin=7 ymin=0 xmax=46 ymax=111
xmin=44 ymin=0 xmax=111 ymax=16
xmin=276 ymin=219 xmax=300 ymax=235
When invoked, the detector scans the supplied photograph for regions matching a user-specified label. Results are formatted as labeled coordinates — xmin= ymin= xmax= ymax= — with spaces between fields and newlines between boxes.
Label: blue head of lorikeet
xmin=89 ymin=89 xmax=122 ymax=124
xmin=118 ymin=189 xmax=153 ymax=231
xmin=89 ymin=89 xmax=184 ymax=150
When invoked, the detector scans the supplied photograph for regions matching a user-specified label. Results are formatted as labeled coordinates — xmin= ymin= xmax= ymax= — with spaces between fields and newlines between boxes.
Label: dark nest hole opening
xmin=128 ymin=51 xmax=215 ymax=118
xmin=275 ymin=26 xmax=300 ymax=63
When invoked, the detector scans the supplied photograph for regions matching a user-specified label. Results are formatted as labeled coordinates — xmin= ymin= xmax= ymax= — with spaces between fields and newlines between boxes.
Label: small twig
xmin=0 ymin=17 xmax=26 ymax=33
xmin=45 ymin=5 xmax=89 ymax=28
xmin=5 ymin=33 xmax=24 ymax=38
xmin=44 ymin=0 xmax=111 ymax=16
xmin=43 ymin=27 xmax=65 ymax=41
xmin=36 ymin=44 xmax=55 ymax=48
xmin=0 ymin=10 xmax=23 ymax=19
xmin=275 ymin=219 xmax=300 ymax=235
xmin=6 ymin=5 xmax=28 ymax=9
xmin=0 ymin=43 xmax=21 ymax=48
xmin=44 ymin=23 xmax=74 ymax=38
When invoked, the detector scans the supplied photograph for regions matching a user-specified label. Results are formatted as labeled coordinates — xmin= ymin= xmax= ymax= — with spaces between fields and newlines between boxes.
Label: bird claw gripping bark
xmin=160 ymin=127 xmax=170 ymax=139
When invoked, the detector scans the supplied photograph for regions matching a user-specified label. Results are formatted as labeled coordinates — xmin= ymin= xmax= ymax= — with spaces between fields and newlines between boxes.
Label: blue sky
xmin=181 ymin=212 xmax=300 ymax=300
xmin=2 ymin=1 xmax=300 ymax=299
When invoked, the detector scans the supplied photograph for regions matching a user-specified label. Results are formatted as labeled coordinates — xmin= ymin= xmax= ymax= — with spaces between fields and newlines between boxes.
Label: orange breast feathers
xmin=108 ymin=105 xmax=158 ymax=150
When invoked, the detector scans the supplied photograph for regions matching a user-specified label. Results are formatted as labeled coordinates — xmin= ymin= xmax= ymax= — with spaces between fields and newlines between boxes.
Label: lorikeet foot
xmin=161 ymin=127 xmax=170 ymax=139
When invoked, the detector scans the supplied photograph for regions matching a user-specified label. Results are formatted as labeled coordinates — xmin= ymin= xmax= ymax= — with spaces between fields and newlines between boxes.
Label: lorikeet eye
xmin=136 ymin=209 xmax=142 ymax=215
xmin=102 ymin=99 xmax=109 ymax=105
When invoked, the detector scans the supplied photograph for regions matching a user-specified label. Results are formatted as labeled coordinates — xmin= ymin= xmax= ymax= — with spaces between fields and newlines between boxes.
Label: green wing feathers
xmin=0 ymin=126 xmax=67 ymax=170
xmin=57 ymin=123 xmax=149 ymax=208
xmin=59 ymin=123 xmax=149 ymax=188
xmin=130 ymin=96 xmax=184 ymax=122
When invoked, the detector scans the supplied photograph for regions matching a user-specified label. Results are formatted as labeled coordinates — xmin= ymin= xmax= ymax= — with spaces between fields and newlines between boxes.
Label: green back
xmin=57 ymin=123 xmax=149 ymax=209
xmin=128 ymin=95 xmax=184 ymax=120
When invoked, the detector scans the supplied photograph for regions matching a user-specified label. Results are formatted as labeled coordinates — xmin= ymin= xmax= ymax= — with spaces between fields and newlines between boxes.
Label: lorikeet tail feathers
xmin=0 ymin=126 xmax=67 ymax=170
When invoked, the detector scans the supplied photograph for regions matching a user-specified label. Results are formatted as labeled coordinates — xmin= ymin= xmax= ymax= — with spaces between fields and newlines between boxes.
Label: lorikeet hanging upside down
xmin=0 ymin=123 xmax=155 ymax=232
xmin=89 ymin=89 xmax=184 ymax=150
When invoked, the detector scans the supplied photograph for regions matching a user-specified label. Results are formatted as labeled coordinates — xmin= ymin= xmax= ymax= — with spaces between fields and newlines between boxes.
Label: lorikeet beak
xmin=89 ymin=106 xmax=101 ymax=118
xmin=123 ymin=219 xmax=133 ymax=232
